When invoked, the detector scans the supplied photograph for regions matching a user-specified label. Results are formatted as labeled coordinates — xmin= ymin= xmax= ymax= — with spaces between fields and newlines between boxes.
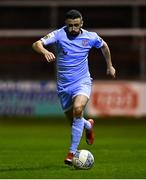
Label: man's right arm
xmin=32 ymin=40 xmax=55 ymax=62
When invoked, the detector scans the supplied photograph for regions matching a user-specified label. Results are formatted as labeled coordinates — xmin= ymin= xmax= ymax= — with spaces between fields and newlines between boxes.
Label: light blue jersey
xmin=41 ymin=26 xmax=104 ymax=87
xmin=41 ymin=27 xmax=104 ymax=111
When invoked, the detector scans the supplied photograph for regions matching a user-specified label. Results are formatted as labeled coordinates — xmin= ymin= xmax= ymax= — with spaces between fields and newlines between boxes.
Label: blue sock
xmin=69 ymin=117 xmax=84 ymax=154
xmin=83 ymin=118 xmax=91 ymax=129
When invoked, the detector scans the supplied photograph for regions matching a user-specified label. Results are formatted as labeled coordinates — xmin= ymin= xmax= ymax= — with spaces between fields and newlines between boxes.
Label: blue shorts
xmin=57 ymin=79 xmax=92 ymax=112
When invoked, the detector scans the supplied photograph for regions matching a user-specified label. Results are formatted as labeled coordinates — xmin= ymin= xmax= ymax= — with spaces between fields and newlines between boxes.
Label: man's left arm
xmin=101 ymin=41 xmax=116 ymax=78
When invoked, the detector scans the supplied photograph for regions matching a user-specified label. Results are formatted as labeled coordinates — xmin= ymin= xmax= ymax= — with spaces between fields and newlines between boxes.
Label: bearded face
xmin=65 ymin=18 xmax=83 ymax=36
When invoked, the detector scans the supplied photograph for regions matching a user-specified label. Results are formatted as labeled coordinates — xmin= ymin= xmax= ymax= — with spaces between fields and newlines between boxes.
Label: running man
xmin=32 ymin=9 xmax=116 ymax=165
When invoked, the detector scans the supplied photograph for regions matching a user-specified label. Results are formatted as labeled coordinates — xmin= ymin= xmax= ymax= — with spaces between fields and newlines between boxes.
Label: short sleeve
xmin=93 ymin=33 xmax=104 ymax=49
xmin=41 ymin=30 xmax=58 ymax=46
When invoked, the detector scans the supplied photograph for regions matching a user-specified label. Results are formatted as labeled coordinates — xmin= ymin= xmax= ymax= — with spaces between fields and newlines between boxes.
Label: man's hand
xmin=107 ymin=66 xmax=116 ymax=78
xmin=32 ymin=40 xmax=55 ymax=63
xmin=43 ymin=51 xmax=56 ymax=63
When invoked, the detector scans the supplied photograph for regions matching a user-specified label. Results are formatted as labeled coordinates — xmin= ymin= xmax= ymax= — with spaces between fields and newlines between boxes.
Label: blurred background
xmin=0 ymin=1 xmax=146 ymax=178
xmin=0 ymin=0 xmax=146 ymax=117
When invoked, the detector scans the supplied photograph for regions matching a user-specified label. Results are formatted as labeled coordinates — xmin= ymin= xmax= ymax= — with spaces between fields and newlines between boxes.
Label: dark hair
xmin=65 ymin=9 xmax=82 ymax=20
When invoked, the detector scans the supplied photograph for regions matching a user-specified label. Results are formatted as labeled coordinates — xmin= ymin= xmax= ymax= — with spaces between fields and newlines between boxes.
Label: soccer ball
xmin=72 ymin=150 xmax=94 ymax=170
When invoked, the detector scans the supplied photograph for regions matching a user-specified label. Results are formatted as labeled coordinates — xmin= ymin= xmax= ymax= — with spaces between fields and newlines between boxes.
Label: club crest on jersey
xmin=82 ymin=39 xmax=89 ymax=46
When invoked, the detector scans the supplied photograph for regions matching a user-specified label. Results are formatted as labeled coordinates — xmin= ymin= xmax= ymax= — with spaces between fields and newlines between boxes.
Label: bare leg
xmin=64 ymin=95 xmax=88 ymax=124
xmin=73 ymin=95 xmax=88 ymax=118
xmin=64 ymin=95 xmax=94 ymax=165
xmin=67 ymin=95 xmax=88 ymax=153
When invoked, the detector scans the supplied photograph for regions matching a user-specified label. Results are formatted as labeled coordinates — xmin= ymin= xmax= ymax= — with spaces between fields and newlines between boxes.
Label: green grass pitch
xmin=0 ymin=117 xmax=146 ymax=179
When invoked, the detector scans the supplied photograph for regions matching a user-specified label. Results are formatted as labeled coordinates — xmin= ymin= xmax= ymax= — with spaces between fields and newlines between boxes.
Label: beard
xmin=69 ymin=30 xmax=80 ymax=37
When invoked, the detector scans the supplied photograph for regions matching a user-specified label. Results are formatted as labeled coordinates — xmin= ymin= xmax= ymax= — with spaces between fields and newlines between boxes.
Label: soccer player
xmin=32 ymin=9 xmax=116 ymax=165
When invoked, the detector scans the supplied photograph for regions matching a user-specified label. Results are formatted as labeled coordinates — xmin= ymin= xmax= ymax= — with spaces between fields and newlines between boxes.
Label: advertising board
xmin=0 ymin=81 xmax=63 ymax=116
xmin=87 ymin=81 xmax=146 ymax=117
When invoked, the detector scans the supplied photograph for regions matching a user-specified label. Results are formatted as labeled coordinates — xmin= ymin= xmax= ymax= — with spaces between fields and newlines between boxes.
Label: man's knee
xmin=73 ymin=105 xmax=83 ymax=118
